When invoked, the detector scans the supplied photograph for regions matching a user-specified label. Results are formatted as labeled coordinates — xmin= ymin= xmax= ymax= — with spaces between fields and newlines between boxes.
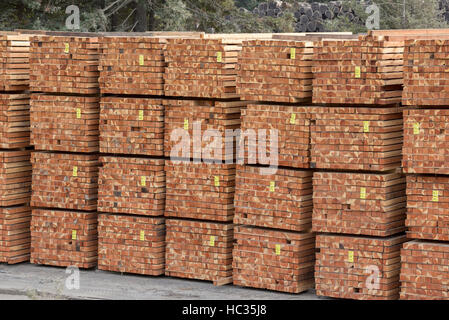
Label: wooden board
xmin=98 ymin=214 xmax=165 ymax=276
xmin=313 ymin=171 xmax=406 ymax=237
xmin=234 ymin=165 xmax=313 ymax=232
xmin=31 ymin=152 xmax=99 ymax=211
xmin=0 ymin=93 xmax=30 ymax=149
xmin=164 ymin=38 xmax=242 ymax=99
xmin=310 ymin=106 xmax=403 ymax=171
xmin=313 ymin=36 xmax=404 ymax=105
xmin=30 ymin=208 xmax=97 ymax=269
xmin=0 ymin=150 xmax=31 ymax=206
xmin=165 ymin=219 xmax=233 ymax=283
xmin=99 ymin=36 xmax=166 ymax=95
xmin=165 ymin=160 xmax=235 ymax=222
xmin=315 ymin=233 xmax=407 ymax=300
xmin=237 ymin=39 xmax=313 ymax=103
xmin=30 ymin=94 xmax=99 ymax=153
xmin=403 ymin=109 xmax=449 ymax=174
xmin=0 ymin=205 xmax=31 ymax=264
xmin=164 ymin=99 xmax=246 ymax=163
xmin=30 ymin=35 xmax=100 ymax=94
xmin=98 ymin=156 xmax=165 ymax=216
xmin=0 ymin=33 xmax=30 ymax=91
xmin=233 ymin=225 xmax=315 ymax=294
xmin=241 ymin=104 xmax=311 ymax=168
xmin=100 ymin=96 xmax=164 ymax=156
xmin=400 ymin=240 xmax=449 ymax=300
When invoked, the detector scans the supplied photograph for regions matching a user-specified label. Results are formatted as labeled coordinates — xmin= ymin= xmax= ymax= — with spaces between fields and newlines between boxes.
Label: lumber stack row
xmin=98 ymin=214 xmax=165 ymax=275
xmin=237 ymin=39 xmax=313 ymax=103
xmin=0 ymin=33 xmax=30 ymax=91
xmin=233 ymin=226 xmax=315 ymax=293
xmin=403 ymin=39 xmax=449 ymax=107
xmin=400 ymin=240 xmax=449 ymax=300
xmin=98 ymin=156 xmax=165 ymax=216
xmin=164 ymin=99 xmax=245 ymax=162
xmin=31 ymin=152 xmax=99 ymax=211
xmin=100 ymin=97 xmax=164 ymax=156
xmin=30 ymin=208 xmax=97 ymax=268
xmin=403 ymin=109 xmax=449 ymax=175
xmin=0 ymin=150 xmax=31 ymax=207
xmin=313 ymin=36 xmax=404 ymax=105
xmin=240 ymin=104 xmax=311 ymax=168
xmin=99 ymin=36 xmax=166 ymax=95
xmin=164 ymin=38 xmax=242 ymax=99
xmin=30 ymin=35 xmax=100 ymax=94
xmin=165 ymin=219 xmax=233 ymax=284
xmin=405 ymin=174 xmax=449 ymax=241
xmin=310 ymin=106 xmax=403 ymax=171
xmin=30 ymin=94 xmax=100 ymax=153
xmin=234 ymin=165 xmax=313 ymax=232
xmin=0 ymin=205 xmax=31 ymax=264
xmin=0 ymin=93 xmax=30 ymax=149
xmin=165 ymin=160 xmax=235 ymax=222
xmin=315 ymin=234 xmax=407 ymax=300
xmin=313 ymin=171 xmax=406 ymax=237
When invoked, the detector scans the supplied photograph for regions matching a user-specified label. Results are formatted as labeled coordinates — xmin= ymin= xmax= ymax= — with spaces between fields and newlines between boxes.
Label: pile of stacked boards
xmin=2 ymin=28 xmax=449 ymax=300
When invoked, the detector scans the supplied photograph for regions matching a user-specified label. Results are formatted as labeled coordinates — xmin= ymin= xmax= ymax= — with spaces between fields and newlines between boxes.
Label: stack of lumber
xmin=100 ymin=97 xmax=164 ymax=156
xmin=165 ymin=219 xmax=233 ymax=285
xmin=30 ymin=208 xmax=97 ymax=268
xmin=236 ymin=39 xmax=313 ymax=103
xmin=312 ymin=35 xmax=404 ymax=105
xmin=403 ymin=109 xmax=449 ymax=174
xmin=164 ymin=38 xmax=242 ymax=99
xmin=99 ymin=36 xmax=166 ymax=95
xmin=30 ymin=94 xmax=99 ymax=153
xmin=313 ymin=171 xmax=406 ymax=237
xmin=98 ymin=156 xmax=165 ymax=216
xmin=405 ymin=175 xmax=449 ymax=241
xmin=165 ymin=160 xmax=235 ymax=222
xmin=0 ymin=93 xmax=30 ymax=149
xmin=233 ymin=225 xmax=315 ymax=293
xmin=29 ymin=35 xmax=100 ymax=94
xmin=310 ymin=106 xmax=403 ymax=171
xmin=0 ymin=33 xmax=30 ymax=91
xmin=98 ymin=214 xmax=165 ymax=275
xmin=30 ymin=152 xmax=99 ymax=211
xmin=0 ymin=150 xmax=31 ymax=207
xmin=234 ymin=165 xmax=313 ymax=232
xmin=0 ymin=205 xmax=31 ymax=264
xmin=241 ymin=104 xmax=311 ymax=168
xmin=164 ymin=99 xmax=245 ymax=162
xmin=400 ymin=240 xmax=449 ymax=300
xmin=315 ymin=233 xmax=407 ymax=300
xmin=403 ymin=39 xmax=449 ymax=106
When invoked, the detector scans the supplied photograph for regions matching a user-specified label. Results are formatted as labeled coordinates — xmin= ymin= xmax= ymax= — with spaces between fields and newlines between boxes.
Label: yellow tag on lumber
xmin=64 ymin=43 xmax=69 ymax=53
xmin=290 ymin=113 xmax=296 ymax=124
xmin=138 ymin=110 xmax=144 ymax=121
xmin=348 ymin=250 xmax=354 ymax=263
xmin=270 ymin=181 xmax=275 ymax=192
xmin=214 ymin=176 xmax=220 ymax=187
xmin=209 ymin=236 xmax=215 ymax=246
xmin=139 ymin=54 xmax=144 ymax=66
xmin=413 ymin=122 xmax=420 ymax=135
xmin=184 ymin=118 xmax=189 ymax=130
xmin=72 ymin=166 xmax=78 ymax=177
xmin=355 ymin=66 xmax=361 ymax=78
xmin=140 ymin=230 xmax=145 ymax=241
xmin=290 ymin=48 xmax=296 ymax=60
xmin=72 ymin=230 xmax=77 ymax=240
xmin=433 ymin=190 xmax=439 ymax=202
xmin=76 ymin=108 xmax=81 ymax=119
xmin=217 ymin=52 xmax=222 ymax=62
xmin=360 ymin=187 xmax=366 ymax=199
xmin=363 ymin=121 xmax=370 ymax=133
xmin=275 ymin=244 xmax=281 ymax=255
xmin=141 ymin=176 xmax=146 ymax=187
